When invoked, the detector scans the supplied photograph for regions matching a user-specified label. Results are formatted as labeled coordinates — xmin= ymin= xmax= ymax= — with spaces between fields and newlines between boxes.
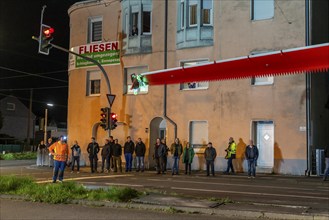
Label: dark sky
xmin=0 ymin=0 xmax=82 ymax=123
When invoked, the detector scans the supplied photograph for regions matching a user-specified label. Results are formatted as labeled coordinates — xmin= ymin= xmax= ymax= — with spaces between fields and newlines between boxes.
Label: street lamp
xmin=43 ymin=103 xmax=53 ymax=143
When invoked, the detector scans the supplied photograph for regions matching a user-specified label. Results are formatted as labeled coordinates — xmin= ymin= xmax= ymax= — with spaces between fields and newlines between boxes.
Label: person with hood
xmin=70 ymin=140 xmax=81 ymax=173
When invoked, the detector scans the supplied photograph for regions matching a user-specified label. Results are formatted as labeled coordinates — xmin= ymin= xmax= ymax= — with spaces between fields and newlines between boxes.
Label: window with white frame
xmin=124 ymin=66 xmax=149 ymax=95
xmin=251 ymin=0 xmax=274 ymax=21
xmin=180 ymin=0 xmax=185 ymax=29
xmin=88 ymin=17 xmax=102 ymax=43
xmin=189 ymin=3 xmax=198 ymax=26
xmin=251 ymin=51 xmax=274 ymax=85
xmin=201 ymin=0 xmax=212 ymax=25
xmin=180 ymin=60 xmax=209 ymax=90
xmin=6 ymin=102 xmax=15 ymax=111
xmin=131 ymin=12 xmax=139 ymax=35
xmin=142 ymin=11 xmax=151 ymax=34
xmin=87 ymin=71 xmax=101 ymax=96
xmin=189 ymin=121 xmax=208 ymax=149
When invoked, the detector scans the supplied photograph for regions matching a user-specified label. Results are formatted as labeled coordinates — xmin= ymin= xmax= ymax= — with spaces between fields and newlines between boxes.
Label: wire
xmin=0 ymin=69 xmax=68 ymax=80
xmin=0 ymin=85 xmax=68 ymax=91
xmin=0 ymin=66 xmax=67 ymax=83
xmin=0 ymin=92 xmax=67 ymax=108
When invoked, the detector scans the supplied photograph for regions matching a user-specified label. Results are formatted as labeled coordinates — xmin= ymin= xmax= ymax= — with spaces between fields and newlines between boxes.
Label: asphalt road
xmin=1 ymin=160 xmax=329 ymax=218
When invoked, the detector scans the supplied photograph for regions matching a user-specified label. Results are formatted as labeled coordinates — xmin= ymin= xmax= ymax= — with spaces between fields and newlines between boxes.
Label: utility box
xmin=316 ymin=149 xmax=325 ymax=176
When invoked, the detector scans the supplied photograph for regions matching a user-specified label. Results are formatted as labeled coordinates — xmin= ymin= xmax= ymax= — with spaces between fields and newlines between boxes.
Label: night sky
xmin=0 ymin=0 xmax=82 ymax=123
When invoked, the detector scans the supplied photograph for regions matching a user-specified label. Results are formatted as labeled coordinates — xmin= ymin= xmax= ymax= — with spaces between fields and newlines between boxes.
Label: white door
xmin=255 ymin=121 xmax=274 ymax=168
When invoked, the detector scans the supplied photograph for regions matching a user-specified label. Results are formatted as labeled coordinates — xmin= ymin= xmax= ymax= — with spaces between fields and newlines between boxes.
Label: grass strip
xmin=0 ymin=175 xmax=139 ymax=204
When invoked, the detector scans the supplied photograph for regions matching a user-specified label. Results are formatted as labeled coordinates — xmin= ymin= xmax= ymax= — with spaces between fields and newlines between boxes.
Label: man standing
xmin=224 ymin=137 xmax=237 ymax=174
xmin=135 ymin=138 xmax=146 ymax=172
xmin=87 ymin=137 xmax=100 ymax=173
xmin=124 ymin=136 xmax=135 ymax=172
xmin=70 ymin=140 xmax=81 ymax=173
xmin=170 ymin=138 xmax=183 ymax=175
xmin=108 ymin=136 xmax=115 ymax=171
xmin=112 ymin=139 xmax=122 ymax=173
xmin=245 ymin=140 xmax=259 ymax=178
xmin=48 ymin=136 xmax=69 ymax=183
xmin=204 ymin=142 xmax=217 ymax=176
xmin=47 ymin=138 xmax=54 ymax=167
xmin=101 ymin=139 xmax=111 ymax=173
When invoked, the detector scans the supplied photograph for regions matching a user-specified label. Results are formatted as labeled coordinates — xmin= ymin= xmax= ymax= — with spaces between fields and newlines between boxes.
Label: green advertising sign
xmin=75 ymin=50 xmax=120 ymax=68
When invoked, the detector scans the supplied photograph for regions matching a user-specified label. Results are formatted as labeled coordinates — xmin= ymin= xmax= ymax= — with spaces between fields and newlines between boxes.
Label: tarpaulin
xmin=142 ymin=43 xmax=329 ymax=85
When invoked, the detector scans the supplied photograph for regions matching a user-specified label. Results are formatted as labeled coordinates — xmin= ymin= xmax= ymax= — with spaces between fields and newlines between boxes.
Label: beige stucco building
xmin=67 ymin=0 xmax=329 ymax=175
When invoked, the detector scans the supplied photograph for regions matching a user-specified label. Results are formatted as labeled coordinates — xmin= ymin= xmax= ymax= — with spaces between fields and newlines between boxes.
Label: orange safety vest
xmin=49 ymin=141 xmax=68 ymax=162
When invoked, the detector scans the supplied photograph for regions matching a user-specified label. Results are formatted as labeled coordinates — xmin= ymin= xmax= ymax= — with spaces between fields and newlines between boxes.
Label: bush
xmin=0 ymin=152 xmax=37 ymax=160
xmin=0 ymin=175 xmax=34 ymax=193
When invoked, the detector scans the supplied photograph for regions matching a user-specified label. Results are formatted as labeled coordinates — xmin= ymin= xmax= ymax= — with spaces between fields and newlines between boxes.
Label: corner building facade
xmin=67 ymin=0 xmax=325 ymax=175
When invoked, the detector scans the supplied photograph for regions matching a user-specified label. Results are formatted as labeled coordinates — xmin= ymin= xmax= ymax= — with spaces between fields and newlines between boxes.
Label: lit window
xmin=88 ymin=17 xmax=102 ymax=43
xmin=202 ymin=0 xmax=212 ymax=25
xmin=189 ymin=4 xmax=198 ymax=26
xmin=87 ymin=71 xmax=101 ymax=96
xmin=251 ymin=0 xmax=274 ymax=21
xmin=6 ymin=103 xmax=15 ymax=111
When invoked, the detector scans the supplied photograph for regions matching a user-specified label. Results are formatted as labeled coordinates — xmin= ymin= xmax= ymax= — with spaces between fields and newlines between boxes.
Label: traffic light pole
xmin=48 ymin=42 xmax=112 ymax=137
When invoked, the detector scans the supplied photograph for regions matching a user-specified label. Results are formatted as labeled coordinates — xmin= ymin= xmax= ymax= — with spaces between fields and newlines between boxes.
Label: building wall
xmin=68 ymin=0 xmax=307 ymax=174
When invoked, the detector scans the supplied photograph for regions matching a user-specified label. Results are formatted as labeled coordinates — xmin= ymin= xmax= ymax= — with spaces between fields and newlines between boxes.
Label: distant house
xmin=0 ymin=96 xmax=35 ymax=141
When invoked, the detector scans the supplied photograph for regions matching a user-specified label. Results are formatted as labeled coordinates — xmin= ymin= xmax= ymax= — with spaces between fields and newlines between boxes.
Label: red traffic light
xmin=43 ymin=27 xmax=54 ymax=37
xmin=110 ymin=113 xmax=117 ymax=119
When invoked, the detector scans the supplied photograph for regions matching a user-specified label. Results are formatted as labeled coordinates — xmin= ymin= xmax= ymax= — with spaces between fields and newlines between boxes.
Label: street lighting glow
xmin=47 ymin=103 xmax=54 ymax=107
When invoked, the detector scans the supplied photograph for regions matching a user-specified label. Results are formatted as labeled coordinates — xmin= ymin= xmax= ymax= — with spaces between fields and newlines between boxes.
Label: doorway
xmin=148 ymin=117 xmax=166 ymax=169
xmin=252 ymin=121 xmax=274 ymax=168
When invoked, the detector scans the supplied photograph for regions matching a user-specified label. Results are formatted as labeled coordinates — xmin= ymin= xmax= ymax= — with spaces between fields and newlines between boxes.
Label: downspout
xmin=164 ymin=0 xmax=177 ymax=138
xmin=305 ymin=0 xmax=312 ymax=176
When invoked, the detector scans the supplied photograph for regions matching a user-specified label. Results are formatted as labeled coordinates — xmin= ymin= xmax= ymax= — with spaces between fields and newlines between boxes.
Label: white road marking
xmin=147 ymin=178 xmax=329 ymax=192
xmin=171 ymin=187 xmax=329 ymax=200
xmin=105 ymin=183 xmax=143 ymax=187
xmin=36 ymin=174 xmax=133 ymax=183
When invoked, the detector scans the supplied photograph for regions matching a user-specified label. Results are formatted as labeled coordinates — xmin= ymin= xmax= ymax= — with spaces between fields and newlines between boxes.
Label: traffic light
xmin=110 ymin=113 xmax=118 ymax=130
xmin=100 ymin=107 xmax=109 ymax=130
xmin=39 ymin=24 xmax=54 ymax=55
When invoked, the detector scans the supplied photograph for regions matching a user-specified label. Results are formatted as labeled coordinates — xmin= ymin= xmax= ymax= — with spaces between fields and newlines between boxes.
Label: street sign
xmin=107 ymin=94 xmax=116 ymax=107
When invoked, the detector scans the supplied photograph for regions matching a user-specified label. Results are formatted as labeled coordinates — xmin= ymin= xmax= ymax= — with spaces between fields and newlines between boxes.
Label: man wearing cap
xmin=48 ymin=136 xmax=69 ymax=183
xmin=204 ymin=142 xmax=217 ymax=176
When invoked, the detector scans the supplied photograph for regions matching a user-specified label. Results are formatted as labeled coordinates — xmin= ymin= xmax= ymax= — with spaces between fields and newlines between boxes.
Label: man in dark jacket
xmin=70 ymin=140 xmax=81 ymax=173
xmin=135 ymin=138 xmax=146 ymax=172
xmin=108 ymin=136 xmax=115 ymax=171
xmin=101 ymin=139 xmax=111 ymax=173
xmin=204 ymin=142 xmax=217 ymax=176
xmin=170 ymin=138 xmax=183 ymax=175
xmin=112 ymin=139 xmax=122 ymax=173
xmin=87 ymin=137 xmax=100 ymax=173
xmin=245 ymin=140 xmax=259 ymax=178
xmin=124 ymin=136 xmax=135 ymax=172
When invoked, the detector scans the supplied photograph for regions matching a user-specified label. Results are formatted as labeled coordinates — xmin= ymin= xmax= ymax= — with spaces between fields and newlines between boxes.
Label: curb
xmin=1 ymin=194 xmax=328 ymax=220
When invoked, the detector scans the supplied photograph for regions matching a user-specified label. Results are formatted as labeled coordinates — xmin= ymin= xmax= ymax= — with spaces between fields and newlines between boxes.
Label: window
xmin=87 ymin=71 xmax=101 ymax=96
xmin=250 ymin=51 xmax=274 ymax=85
xmin=88 ymin=17 xmax=102 ymax=43
xmin=131 ymin=12 xmax=139 ymax=36
xmin=251 ymin=0 xmax=274 ymax=21
xmin=189 ymin=4 xmax=198 ymax=26
xmin=180 ymin=0 xmax=185 ymax=29
xmin=124 ymin=66 xmax=149 ymax=95
xmin=189 ymin=121 xmax=208 ymax=149
xmin=142 ymin=11 xmax=151 ymax=34
xmin=180 ymin=60 xmax=209 ymax=90
xmin=6 ymin=102 xmax=15 ymax=111
xmin=201 ymin=0 xmax=212 ymax=25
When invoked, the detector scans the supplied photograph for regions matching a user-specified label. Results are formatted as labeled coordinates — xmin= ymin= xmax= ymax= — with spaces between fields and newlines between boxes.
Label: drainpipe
xmin=305 ymin=0 xmax=311 ymax=176
xmin=164 ymin=0 xmax=177 ymax=138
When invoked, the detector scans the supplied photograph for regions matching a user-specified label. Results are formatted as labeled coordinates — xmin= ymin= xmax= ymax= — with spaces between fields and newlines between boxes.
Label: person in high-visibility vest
xmin=224 ymin=137 xmax=236 ymax=174
xmin=48 ymin=136 xmax=69 ymax=183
